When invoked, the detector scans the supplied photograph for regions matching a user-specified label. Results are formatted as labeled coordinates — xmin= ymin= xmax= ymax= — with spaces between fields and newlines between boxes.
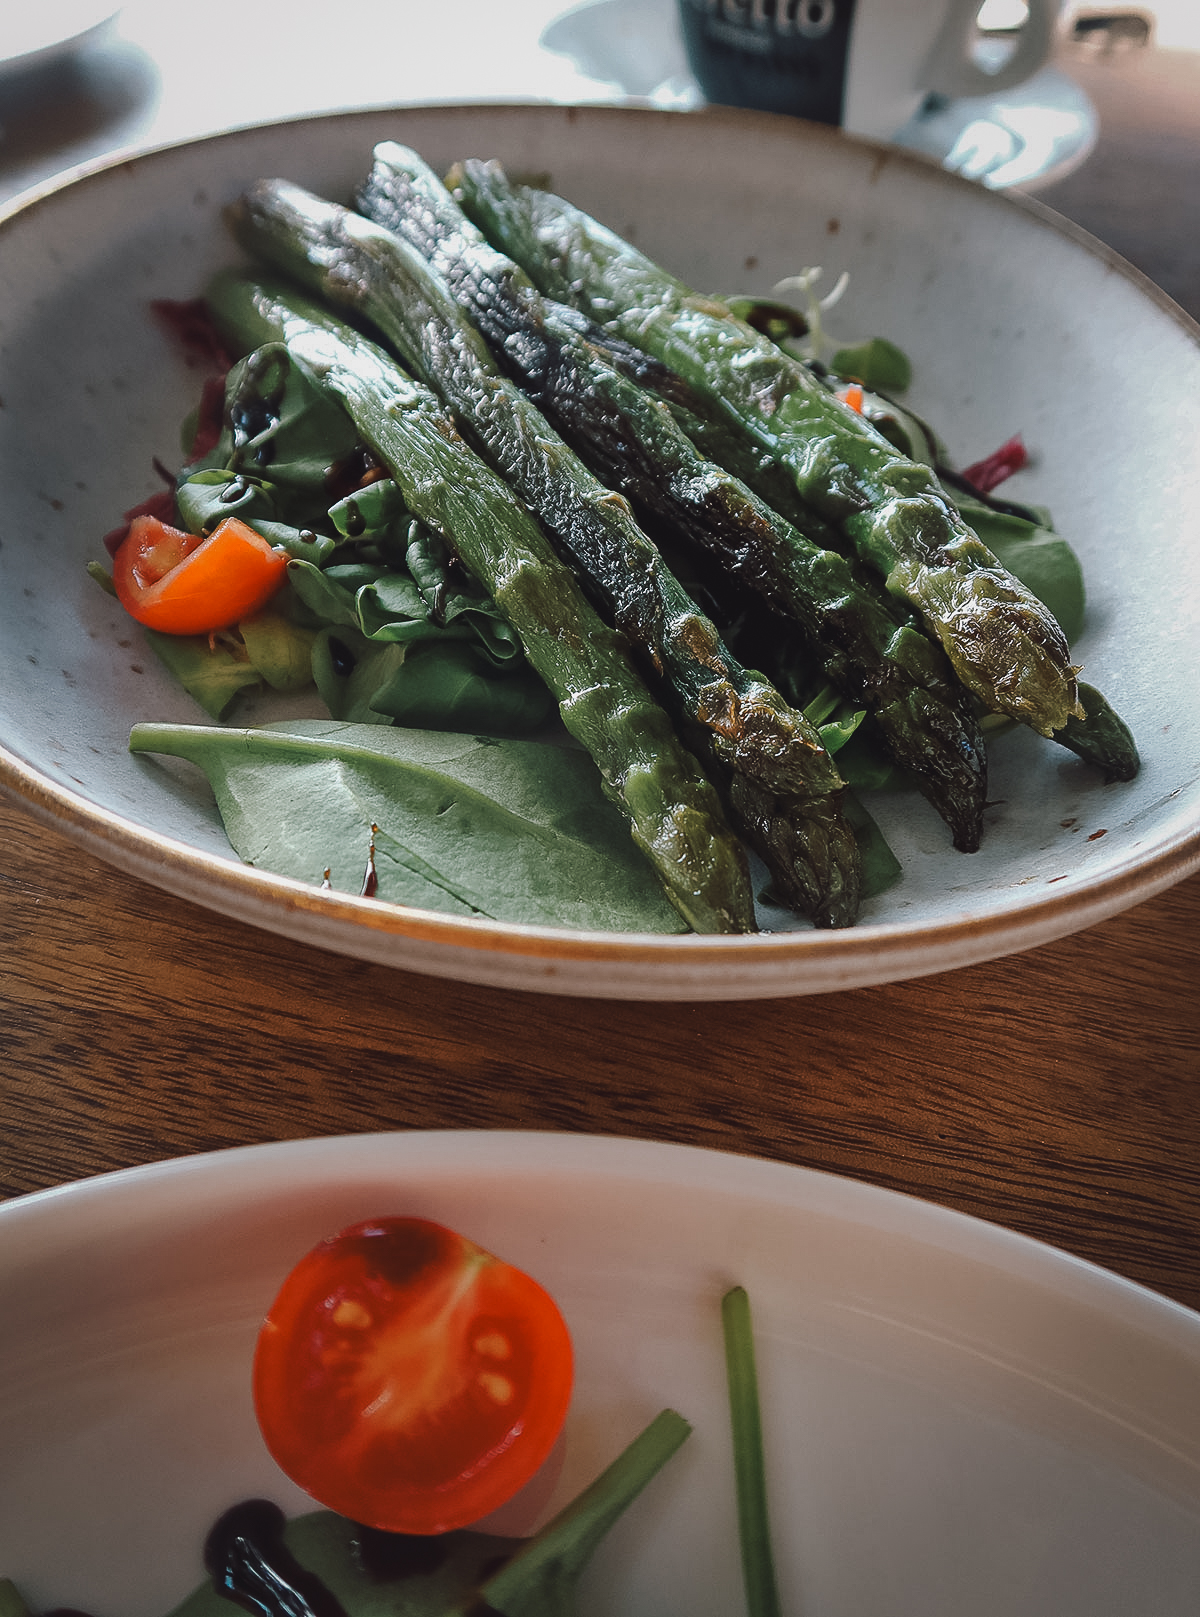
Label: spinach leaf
xmin=364 ymin=644 xmax=556 ymax=732
xmin=185 ymin=343 xmax=363 ymax=521
xmin=176 ymin=469 xmax=338 ymax=565
xmin=311 ymin=626 xmax=406 ymax=724
xmin=144 ymin=630 xmax=263 ymax=721
xmin=239 ymin=608 xmax=319 ymax=692
xmin=165 ymin=346 xmax=553 ymax=730
xmin=829 ymin=336 xmax=912 ymax=393
xmin=128 ymin=719 xmax=688 ymax=932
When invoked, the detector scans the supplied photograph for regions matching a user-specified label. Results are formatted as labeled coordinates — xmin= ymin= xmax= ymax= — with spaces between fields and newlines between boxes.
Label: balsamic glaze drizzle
xmin=360 ymin=824 xmax=379 ymax=899
xmin=204 ymin=1501 xmax=348 ymax=1617
xmin=37 ymin=1501 xmax=517 ymax=1617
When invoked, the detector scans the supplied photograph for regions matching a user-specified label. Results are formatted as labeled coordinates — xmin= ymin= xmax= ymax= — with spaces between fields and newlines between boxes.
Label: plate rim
xmin=5 ymin=1128 xmax=1200 ymax=1344
xmin=4 ymin=731 xmax=1197 ymax=996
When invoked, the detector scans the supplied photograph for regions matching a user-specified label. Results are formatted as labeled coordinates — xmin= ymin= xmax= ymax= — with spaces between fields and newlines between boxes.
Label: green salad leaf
xmin=144 ymin=630 xmax=264 ymax=721
xmin=159 ymin=344 xmax=557 ymax=731
xmin=128 ymin=718 xmax=687 ymax=932
xmin=829 ymin=336 xmax=912 ymax=393
xmin=183 ymin=343 xmax=363 ymax=525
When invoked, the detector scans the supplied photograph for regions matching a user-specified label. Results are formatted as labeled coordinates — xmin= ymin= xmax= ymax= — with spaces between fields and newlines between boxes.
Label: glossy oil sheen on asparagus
xmin=354 ymin=141 xmax=990 ymax=854
xmin=447 ymin=159 xmax=1086 ymax=741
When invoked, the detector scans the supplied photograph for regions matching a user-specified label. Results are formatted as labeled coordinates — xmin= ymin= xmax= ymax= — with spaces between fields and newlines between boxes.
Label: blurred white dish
xmin=0 ymin=1 xmax=117 ymax=80
xmin=0 ymin=101 xmax=1196 ymax=999
xmin=895 ymin=61 xmax=1098 ymax=190
xmin=1 ymin=1130 xmax=1199 ymax=1617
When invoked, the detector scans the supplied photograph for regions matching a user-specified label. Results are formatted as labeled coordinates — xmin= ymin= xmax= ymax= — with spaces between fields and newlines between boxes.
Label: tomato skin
xmin=112 ymin=513 xmax=287 ymax=634
xmin=253 ymin=1217 xmax=574 ymax=1535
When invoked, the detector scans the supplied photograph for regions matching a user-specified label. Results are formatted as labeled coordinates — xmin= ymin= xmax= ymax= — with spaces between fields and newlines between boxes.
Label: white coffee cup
xmin=677 ymin=0 xmax=1061 ymax=144
xmin=845 ymin=0 xmax=1060 ymax=140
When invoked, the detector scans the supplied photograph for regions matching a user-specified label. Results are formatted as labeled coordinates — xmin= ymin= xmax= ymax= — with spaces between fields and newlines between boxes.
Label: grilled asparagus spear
xmin=355 ymin=141 xmax=988 ymax=853
xmin=448 ymin=159 xmax=1084 ymax=741
xmin=560 ymin=301 xmax=1140 ymax=785
xmin=226 ymin=180 xmax=861 ymax=926
xmin=204 ymin=270 xmax=757 ymax=935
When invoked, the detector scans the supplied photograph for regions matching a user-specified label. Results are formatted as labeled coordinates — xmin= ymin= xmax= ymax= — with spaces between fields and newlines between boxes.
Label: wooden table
xmin=2 ymin=26 xmax=1199 ymax=1312
xmin=4 ymin=797 xmax=1198 ymax=1307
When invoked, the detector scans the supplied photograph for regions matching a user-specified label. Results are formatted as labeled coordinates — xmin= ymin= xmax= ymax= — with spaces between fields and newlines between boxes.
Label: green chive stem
xmin=722 ymin=1285 xmax=783 ymax=1617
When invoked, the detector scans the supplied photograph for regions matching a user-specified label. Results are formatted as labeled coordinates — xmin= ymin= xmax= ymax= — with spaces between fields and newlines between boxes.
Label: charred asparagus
xmin=204 ymin=271 xmax=757 ymax=935
xmin=355 ymin=141 xmax=988 ymax=853
xmin=226 ymin=180 xmax=862 ymax=926
xmin=448 ymin=159 xmax=1084 ymax=741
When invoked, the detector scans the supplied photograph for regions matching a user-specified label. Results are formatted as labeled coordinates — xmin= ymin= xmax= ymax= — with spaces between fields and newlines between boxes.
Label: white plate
xmin=0 ymin=101 xmax=1197 ymax=999
xmin=2 ymin=1131 xmax=1200 ymax=1616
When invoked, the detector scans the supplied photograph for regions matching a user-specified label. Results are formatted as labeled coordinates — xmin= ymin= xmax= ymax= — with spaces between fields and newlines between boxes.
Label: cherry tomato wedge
xmin=253 ymin=1217 xmax=574 ymax=1535
xmin=112 ymin=512 xmax=287 ymax=635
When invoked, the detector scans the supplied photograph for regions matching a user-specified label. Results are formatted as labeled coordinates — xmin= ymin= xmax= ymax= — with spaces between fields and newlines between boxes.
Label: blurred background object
xmin=674 ymin=0 xmax=1063 ymax=146
xmin=0 ymin=1 xmax=118 ymax=81
xmin=1038 ymin=3 xmax=1200 ymax=316
xmin=0 ymin=0 xmax=1195 ymax=315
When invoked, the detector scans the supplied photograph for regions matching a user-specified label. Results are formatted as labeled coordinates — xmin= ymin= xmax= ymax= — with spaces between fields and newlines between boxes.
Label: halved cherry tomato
xmin=252 ymin=1217 xmax=574 ymax=1535
xmin=112 ymin=512 xmax=287 ymax=635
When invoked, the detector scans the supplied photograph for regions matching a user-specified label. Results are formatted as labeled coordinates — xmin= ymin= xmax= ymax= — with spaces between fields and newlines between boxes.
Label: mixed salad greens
xmin=0 ymin=1220 xmax=778 ymax=1617
xmin=94 ymin=142 xmax=1138 ymax=935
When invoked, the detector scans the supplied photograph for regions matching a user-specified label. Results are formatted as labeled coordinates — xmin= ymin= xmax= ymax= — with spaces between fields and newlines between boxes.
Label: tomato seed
xmin=477 ymin=1372 xmax=516 ymax=1405
xmin=332 ymin=1300 xmax=373 ymax=1329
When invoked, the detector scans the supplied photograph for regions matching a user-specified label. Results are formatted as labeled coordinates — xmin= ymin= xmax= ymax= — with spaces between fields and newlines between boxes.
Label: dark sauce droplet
xmin=228 ymin=349 xmax=290 ymax=473
xmin=328 ymin=637 xmax=356 ymax=678
xmin=204 ymin=1500 xmax=350 ymax=1617
xmin=361 ymin=824 xmax=379 ymax=899
xmin=325 ymin=446 xmax=386 ymax=504
xmin=352 ymin=1524 xmax=452 ymax=1580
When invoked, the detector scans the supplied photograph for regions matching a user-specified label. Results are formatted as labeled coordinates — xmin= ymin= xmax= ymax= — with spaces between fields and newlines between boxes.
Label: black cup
xmin=677 ymin=0 xmax=860 ymax=127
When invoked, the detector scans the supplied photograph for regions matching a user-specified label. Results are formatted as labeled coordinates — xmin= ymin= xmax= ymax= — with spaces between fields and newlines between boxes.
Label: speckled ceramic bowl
xmin=1 ymin=102 xmax=1197 ymax=997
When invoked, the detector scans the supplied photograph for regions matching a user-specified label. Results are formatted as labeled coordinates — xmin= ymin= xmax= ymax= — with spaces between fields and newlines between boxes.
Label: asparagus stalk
xmin=226 ymin=180 xmax=861 ymax=927
xmin=355 ymin=141 xmax=988 ymax=853
xmin=205 ymin=271 xmax=757 ymax=935
xmin=1040 ymin=681 xmax=1139 ymax=782
xmin=448 ymin=159 xmax=1085 ymax=741
xmin=573 ymin=309 xmax=1141 ymax=788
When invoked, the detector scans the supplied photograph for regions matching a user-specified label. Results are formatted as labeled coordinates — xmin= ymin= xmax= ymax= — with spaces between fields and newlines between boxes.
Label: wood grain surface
xmin=4 ymin=796 xmax=1198 ymax=1308
xmin=1 ymin=30 xmax=1198 ymax=1322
